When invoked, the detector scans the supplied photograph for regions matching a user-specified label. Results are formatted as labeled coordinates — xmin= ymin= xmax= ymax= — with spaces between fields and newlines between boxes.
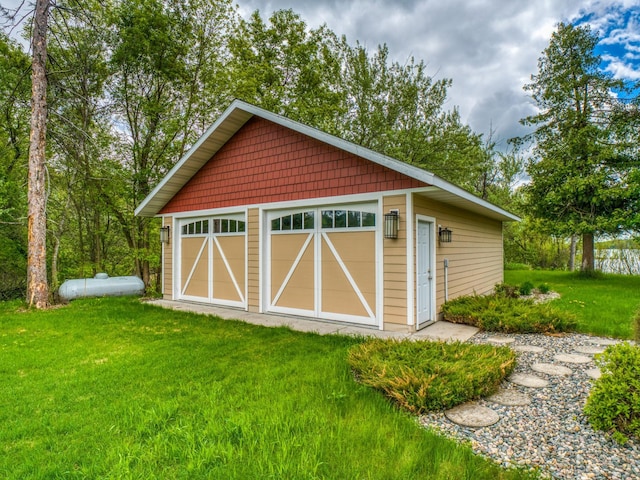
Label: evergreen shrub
xmin=537 ymin=283 xmax=551 ymax=294
xmin=518 ymin=281 xmax=535 ymax=296
xmin=348 ymin=339 xmax=516 ymax=414
xmin=441 ymin=294 xmax=576 ymax=334
xmin=584 ymin=343 xmax=640 ymax=444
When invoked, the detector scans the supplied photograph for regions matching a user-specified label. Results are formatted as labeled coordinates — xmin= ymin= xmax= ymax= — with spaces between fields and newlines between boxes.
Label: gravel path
xmin=419 ymin=333 xmax=640 ymax=479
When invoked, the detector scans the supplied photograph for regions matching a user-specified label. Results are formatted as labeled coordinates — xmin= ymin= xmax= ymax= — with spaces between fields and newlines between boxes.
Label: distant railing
xmin=595 ymin=249 xmax=640 ymax=275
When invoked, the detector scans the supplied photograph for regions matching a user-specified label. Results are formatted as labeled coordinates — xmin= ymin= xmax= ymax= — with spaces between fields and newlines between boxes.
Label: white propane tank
xmin=58 ymin=273 xmax=144 ymax=301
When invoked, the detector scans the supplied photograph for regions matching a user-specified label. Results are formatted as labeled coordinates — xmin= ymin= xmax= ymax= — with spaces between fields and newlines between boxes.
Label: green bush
xmin=441 ymin=294 xmax=576 ymax=334
xmin=518 ymin=281 xmax=535 ymax=296
xmin=347 ymin=339 xmax=515 ymax=414
xmin=537 ymin=283 xmax=551 ymax=294
xmin=584 ymin=343 xmax=640 ymax=444
xmin=494 ymin=282 xmax=519 ymax=298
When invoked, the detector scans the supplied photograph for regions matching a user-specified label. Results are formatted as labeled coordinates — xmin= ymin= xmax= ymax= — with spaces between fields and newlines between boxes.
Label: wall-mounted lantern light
xmin=438 ymin=226 xmax=452 ymax=243
xmin=384 ymin=210 xmax=400 ymax=239
xmin=160 ymin=225 xmax=170 ymax=244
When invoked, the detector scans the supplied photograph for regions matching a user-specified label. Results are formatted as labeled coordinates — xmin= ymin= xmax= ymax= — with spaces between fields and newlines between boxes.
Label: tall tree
xmin=27 ymin=0 xmax=50 ymax=307
xmin=110 ymin=0 xmax=236 ymax=287
xmin=228 ymin=9 xmax=345 ymax=133
xmin=0 ymin=33 xmax=31 ymax=300
xmin=229 ymin=13 xmax=490 ymax=194
xmin=337 ymin=42 xmax=486 ymax=192
xmin=521 ymin=23 xmax=636 ymax=273
xmin=46 ymin=0 xmax=118 ymax=287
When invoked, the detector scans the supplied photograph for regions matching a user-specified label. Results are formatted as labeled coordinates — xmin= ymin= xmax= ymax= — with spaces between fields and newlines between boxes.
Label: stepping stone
xmin=554 ymin=353 xmax=592 ymax=364
xmin=445 ymin=403 xmax=500 ymax=428
xmin=586 ymin=368 xmax=602 ymax=380
xmin=487 ymin=389 xmax=531 ymax=406
xmin=532 ymin=363 xmax=573 ymax=376
xmin=574 ymin=345 xmax=605 ymax=355
xmin=512 ymin=345 xmax=545 ymax=353
xmin=486 ymin=335 xmax=515 ymax=345
xmin=508 ymin=372 xmax=549 ymax=388
xmin=587 ymin=338 xmax=618 ymax=346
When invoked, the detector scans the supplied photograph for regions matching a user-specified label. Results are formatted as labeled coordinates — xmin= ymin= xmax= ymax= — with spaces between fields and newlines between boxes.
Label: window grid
xmin=182 ymin=219 xmax=245 ymax=236
xmin=271 ymin=211 xmax=315 ymax=232
xmin=321 ymin=210 xmax=376 ymax=229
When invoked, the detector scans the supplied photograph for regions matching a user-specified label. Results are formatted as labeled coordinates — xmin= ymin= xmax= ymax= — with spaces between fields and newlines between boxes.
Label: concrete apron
xmin=147 ymin=299 xmax=479 ymax=343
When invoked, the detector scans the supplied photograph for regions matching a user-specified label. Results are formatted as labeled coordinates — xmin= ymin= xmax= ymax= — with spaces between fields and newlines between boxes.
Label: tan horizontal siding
xmin=413 ymin=193 xmax=504 ymax=314
xmin=384 ymin=305 xmax=409 ymax=317
xmin=247 ymin=208 xmax=260 ymax=311
xmin=383 ymin=194 xmax=408 ymax=325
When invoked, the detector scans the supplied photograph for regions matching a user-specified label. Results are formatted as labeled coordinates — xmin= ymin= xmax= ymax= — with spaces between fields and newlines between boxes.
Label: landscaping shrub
xmin=347 ymin=339 xmax=516 ymax=414
xmin=494 ymin=282 xmax=519 ymax=298
xmin=441 ymin=294 xmax=577 ymax=334
xmin=584 ymin=343 xmax=640 ymax=444
xmin=537 ymin=283 xmax=551 ymax=294
xmin=518 ymin=281 xmax=535 ymax=296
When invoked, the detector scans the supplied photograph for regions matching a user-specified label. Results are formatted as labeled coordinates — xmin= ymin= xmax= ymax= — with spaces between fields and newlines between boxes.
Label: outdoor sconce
xmin=438 ymin=226 xmax=452 ymax=243
xmin=160 ymin=226 xmax=170 ymax=244
xmin=384 ymin=210 xmax=400 ymax=239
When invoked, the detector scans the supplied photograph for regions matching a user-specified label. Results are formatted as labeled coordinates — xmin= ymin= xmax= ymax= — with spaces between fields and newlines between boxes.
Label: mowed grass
xmin=505 ymin=270 xmax=640 ymax=339
xmin=0 ymin=297 xmax=533 ymax=480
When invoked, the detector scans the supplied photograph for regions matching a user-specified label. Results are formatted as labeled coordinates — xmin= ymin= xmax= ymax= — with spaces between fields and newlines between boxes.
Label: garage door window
xmin=271 ymin=211 xmax=315 ymax=231
xmin=182 ymin=220 xmax=209 ymax=235
xmin=321 ymin=209 xmax=375 ymax=229
xmin=213 ymin=219 xmax=245 ymax=234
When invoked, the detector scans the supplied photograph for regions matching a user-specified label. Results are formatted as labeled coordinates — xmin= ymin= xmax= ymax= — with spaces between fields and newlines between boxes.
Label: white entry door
xmin=416 ymin=219 xmax=434 ymax=328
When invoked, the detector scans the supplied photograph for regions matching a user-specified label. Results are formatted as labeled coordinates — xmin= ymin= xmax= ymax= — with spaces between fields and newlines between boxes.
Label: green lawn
xmin=504 ymin=270 xmax=640 ymax=339
xmin=0 ymin=297 xmax=532 ymax=480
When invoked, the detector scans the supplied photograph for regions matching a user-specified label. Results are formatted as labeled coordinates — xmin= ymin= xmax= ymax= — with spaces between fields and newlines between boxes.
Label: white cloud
xmin=604 ymin=58 xmax=640 ymax=79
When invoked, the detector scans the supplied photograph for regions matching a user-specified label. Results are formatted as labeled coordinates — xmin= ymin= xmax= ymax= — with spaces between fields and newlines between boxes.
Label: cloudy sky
xmin=238 ymin=0 xmax=640 ymax=148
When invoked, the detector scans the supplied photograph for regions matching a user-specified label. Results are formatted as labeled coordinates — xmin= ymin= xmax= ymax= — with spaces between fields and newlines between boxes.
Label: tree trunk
xmin=569 ymin=235 xmax=577 ymax=271
xmin=51 ymin=194 xmax=72 ymax=293
xmin=26 ymin=0 xmax=50 ymax=308
xmin=581 ymin=232 xmax=595 ymax=273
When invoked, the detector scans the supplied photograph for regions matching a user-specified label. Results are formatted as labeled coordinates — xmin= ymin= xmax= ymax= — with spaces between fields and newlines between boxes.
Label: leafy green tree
xmin=46 ymin=1 xmax=130 ymax=287
xmin=109 ymin=0 xmax=236 ymax=287
xmin=229 ymin=11 xmax=491 ymax=194
xmin=228 ymin=9 xmax=345 ymax=133
xmin=334 ymin=41 xmax=489 ymax=193
xmin=522 ymin=23 xmax=638 ymax=273
xmin=0 ymin=33 xmax=30 ymax=300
